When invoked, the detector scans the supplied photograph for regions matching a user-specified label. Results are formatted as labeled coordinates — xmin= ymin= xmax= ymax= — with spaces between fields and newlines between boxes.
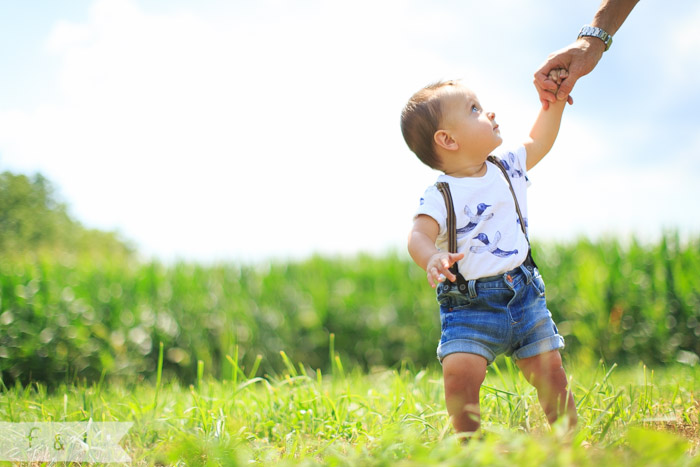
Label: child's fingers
xmin=445 ymin=253 xmax=463 ymax=281
xmin=450 ymin=252 xmax=465 ymax=262
xmin=437 ymin=268 xmax=454 ymax=283
xmin=428 ymin=252 xmax=465 ymax=287
xmin=436 ymin=262 xmax=454 ymax=282
xmin=427 ymin=267 xmax=440 ymax=288
xmin=442 ymin=269 xmax=456 ymax=282
xmin=440 ymin=255 xmax=463 ymax=282
xmin=534 ymin=69 xmax=559 ymax=92
xmin=427 ymin=270 xmax=435 ymax=288
xmin=547 ymin=69 xmax=561 ymax=85
xmin=547 ymin=68 xmax=569 ymax=88
xmin=428 ymin=265 xmax=450 ymax=287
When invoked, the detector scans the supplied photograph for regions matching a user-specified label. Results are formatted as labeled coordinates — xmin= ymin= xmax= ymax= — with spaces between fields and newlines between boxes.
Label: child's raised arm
xmin=524 ymin=69 xmax=569 ymax=170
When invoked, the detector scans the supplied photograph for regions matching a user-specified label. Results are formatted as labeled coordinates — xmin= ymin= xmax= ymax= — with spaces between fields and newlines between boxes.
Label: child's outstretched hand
xmin=426 ymin=252 xmax=465 ymax=288
xmin=547 ymin=68 xmax=574 ymax=106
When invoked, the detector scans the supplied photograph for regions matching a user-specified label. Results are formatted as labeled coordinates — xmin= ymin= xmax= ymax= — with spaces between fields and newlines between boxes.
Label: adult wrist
xmin=577 ymin=36 xmax=607 ymax=58
xmin=578 ymin=25 xmax=613 ymax=51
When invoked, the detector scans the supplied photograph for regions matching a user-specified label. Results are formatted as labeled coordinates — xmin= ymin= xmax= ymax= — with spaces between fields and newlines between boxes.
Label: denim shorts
xmin=436 ymin=264 xmax=564 ymax=364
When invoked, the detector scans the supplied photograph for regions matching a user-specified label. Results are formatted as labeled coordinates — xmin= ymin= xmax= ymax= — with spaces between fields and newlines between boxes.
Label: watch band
xmin=578 ymin=25 xmax=613 ymax=51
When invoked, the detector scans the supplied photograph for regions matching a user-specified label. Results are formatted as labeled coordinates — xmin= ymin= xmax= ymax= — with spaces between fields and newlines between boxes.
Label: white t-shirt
xmin=414 ymin=145 xmax=531 ymax=280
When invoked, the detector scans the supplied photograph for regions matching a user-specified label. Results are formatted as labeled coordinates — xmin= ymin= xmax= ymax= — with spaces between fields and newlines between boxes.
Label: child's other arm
xmin=408 ymin=215 xmax=464 ymax=288
xmin=524 ymin=69 xmax=568 ymax=170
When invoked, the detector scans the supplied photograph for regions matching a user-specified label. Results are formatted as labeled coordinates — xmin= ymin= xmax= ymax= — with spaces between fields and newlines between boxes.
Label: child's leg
xmin=442 ymin=353 xmax=488 ymax=433
xmin=516 ymin=350 xmax=577 ymax=427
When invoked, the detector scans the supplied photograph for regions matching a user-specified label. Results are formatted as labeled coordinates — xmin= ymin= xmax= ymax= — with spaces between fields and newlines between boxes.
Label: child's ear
xmin=434 ymin=130 xmax=458 ymax=151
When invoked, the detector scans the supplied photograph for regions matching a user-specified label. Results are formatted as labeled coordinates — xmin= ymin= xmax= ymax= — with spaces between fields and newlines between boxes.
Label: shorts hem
xmin=437 ymin=340 xmax=496 ymax=365
xmin=511 ymin=335 xmax=565 ymax=361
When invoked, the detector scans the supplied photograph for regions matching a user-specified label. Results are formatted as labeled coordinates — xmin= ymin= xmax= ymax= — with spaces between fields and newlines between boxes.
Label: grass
xmin=0 ymin=345 xmax=698 ymax=466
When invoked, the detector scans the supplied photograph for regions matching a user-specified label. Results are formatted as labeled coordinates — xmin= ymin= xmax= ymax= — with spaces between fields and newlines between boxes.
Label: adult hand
xmin=534 ymin=38 xmax=605 ymax=109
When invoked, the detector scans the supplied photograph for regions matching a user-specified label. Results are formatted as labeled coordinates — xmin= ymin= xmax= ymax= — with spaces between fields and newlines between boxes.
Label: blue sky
xmin=1 ymin=0 xmax=699 ymax=262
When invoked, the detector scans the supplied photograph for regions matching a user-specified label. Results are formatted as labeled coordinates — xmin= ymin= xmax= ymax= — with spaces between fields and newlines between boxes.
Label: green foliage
xmin=0 ymin=169 xmax=698 ymax=387
xmin=1 ymin=235 xmax=700 ymax=387
xmin=533 ymin=234 xmax=700 ymax=366
xmin=0 ymin=171 xmax=132 ymax=258
xmin=0 ymin=172 xmax=65 ymax=250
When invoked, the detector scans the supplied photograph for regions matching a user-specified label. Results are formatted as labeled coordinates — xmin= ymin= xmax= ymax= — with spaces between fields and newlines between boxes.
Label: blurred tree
xmin=0 ymin=171 xmax=132 ymax=257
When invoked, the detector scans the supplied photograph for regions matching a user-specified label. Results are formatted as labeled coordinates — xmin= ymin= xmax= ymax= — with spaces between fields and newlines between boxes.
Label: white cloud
xmin=0 ymin=0 xmax=465 ymax=261
xmin=0 ymin=0 xmax=697 ymax=262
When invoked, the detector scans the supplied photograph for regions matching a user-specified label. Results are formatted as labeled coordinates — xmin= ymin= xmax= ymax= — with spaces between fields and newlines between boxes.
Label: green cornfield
xmin=1 ymin=233 xmax=699 ymax=388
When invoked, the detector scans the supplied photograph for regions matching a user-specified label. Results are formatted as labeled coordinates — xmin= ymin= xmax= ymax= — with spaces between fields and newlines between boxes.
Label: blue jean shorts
xmin=436 ymin=264 xmax=564 ymax=364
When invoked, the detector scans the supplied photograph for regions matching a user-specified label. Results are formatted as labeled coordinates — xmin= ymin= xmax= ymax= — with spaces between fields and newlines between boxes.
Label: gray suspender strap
xmin=487 ymin=155 xmax=537 ymax=268
xmin=487 ymin=155 xmax=528 ymax=239
xmin=435 ymin=181 xmax=461 ymax=277
xmin=435 ymin=182 xmax=457 ymax=253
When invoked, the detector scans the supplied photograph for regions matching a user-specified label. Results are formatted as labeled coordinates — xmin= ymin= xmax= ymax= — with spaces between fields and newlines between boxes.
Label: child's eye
xmin=471 ymin=105 xmax=479 ymax=113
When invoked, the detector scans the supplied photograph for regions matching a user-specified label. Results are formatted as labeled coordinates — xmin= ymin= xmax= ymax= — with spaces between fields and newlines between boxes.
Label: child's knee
xmin=442 ymin=353 xmax=487 ymax=391
xmin=517 ymin=350 xmax=566 ymax=385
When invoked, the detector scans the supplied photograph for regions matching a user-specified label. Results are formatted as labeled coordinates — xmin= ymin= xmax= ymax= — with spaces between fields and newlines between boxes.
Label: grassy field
xmin=2 ymin=175 xmax=699 ymax=464
xmin=1 ymin=344 xmax=698 ymax=466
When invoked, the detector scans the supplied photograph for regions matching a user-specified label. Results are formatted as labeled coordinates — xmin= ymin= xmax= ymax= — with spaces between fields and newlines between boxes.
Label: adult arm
xmin=534 ymin=0 xmax=640 ymax=108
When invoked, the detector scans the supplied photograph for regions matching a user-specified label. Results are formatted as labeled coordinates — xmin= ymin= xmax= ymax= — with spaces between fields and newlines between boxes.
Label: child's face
xmin=439 ymin=84 xmax=502 ymax=160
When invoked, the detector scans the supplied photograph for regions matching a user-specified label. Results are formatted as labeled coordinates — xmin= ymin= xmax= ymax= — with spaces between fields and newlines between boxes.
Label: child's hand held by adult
xmin=536 ymin=65 xmax=575 ymax=110
xmin=547 ymin=68 xmax=574 ymax=106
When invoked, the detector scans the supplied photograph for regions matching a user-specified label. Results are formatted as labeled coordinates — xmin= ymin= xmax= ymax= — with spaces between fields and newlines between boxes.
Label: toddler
xmin=402 ymin=73 xmax=577 ymax=435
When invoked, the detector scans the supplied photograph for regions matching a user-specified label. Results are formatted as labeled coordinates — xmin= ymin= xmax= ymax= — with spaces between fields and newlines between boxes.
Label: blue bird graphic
xmin=470 ymin=232 xmax=519 ymax=257
xmin=456 ymin=203 xmax=493 ymax=235
xmin=499 ymin=152 xmax=524 ymax=178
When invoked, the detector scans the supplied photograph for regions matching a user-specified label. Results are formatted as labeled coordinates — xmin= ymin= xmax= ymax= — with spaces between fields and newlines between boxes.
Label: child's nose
xmin=487 ymin=112 xmax=496 ymax=120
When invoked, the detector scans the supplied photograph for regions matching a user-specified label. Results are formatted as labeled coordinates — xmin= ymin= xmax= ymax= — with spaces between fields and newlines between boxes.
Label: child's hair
xmin=400 ymin=80 xmax=459 ymax=170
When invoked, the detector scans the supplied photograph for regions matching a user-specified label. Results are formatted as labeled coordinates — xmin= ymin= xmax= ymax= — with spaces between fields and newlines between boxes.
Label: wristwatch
xmin=578 ymin=25 xmax=613 ymax=51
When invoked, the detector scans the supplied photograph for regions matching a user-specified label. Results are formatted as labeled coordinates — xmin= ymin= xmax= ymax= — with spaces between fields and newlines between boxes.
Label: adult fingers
xmin=534 ymin=61 xmax=559 ymax=91
xmin=534 ymin=80 xmax=555 ymax=109
xmin=534 ymin=73 xmax=558 ymax=109
xmin=556 ymin=73 xmax=580 ymax=101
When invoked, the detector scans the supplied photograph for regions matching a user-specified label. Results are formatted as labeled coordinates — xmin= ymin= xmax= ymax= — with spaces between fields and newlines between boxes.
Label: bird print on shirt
xmin=456 ymin=203 xmax=494 ymax=236
xmin=499 ymin=152 xmax=524 ymax=179
xmin=470 ymin=232 xmax=519 ymax=257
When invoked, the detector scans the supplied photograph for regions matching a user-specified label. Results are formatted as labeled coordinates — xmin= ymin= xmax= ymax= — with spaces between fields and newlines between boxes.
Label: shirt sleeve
xmin=413 ymin=184 xmax=447 ymax=238
xmin=513 ymin=145 xmax=526 ymax=174
xmin=513 ymin=145 xmax=531 ymax=188
xmin=493 ymin=145 xmax=531 ymax=188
